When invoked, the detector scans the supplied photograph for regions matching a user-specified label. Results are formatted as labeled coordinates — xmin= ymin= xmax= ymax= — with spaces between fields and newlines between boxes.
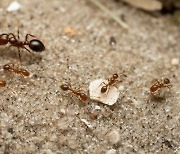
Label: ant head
xmin=60 ymin=84 xmax=69 ymax=91
xmin=80 ymin=93 xmax=88 ymax=101
xmin=29 ymin=39 xmax=45 ymax=52
xmin=3 ymin=64 xmax=11 ymax=70
xmin=164 ymin=78 xmax=170 ymax=84
xmin=113 ymin=73 xmax=118 ymax=79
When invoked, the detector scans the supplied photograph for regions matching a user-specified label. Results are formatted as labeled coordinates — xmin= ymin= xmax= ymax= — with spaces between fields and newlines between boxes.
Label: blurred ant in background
xmin=0 ymin=79 xmax=6 ymax=87
xmin=60 ymin=83 xmax=88 ymax=102
xmin=150 ymin=78 xmax=172 ymax=95
xmin=3 ymin=63 xmax=30 ymax=77
xmin=0 ymin=30 xmax=45 ymax=63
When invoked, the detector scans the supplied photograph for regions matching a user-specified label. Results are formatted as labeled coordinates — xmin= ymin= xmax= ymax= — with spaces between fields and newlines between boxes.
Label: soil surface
xmin=0 ymin=0 xmax=180 ymax=153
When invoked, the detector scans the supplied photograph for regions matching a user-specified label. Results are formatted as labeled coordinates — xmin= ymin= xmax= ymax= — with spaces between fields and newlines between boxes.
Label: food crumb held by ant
xmin=89 ymin=79 xmax=120 ymax=105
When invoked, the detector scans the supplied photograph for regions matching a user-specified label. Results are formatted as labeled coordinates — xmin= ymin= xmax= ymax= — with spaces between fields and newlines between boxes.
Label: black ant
xmin=150 ymin=78 xmax=172 ymax=94
xmin=3 ymin=63 xmax=30 ymax=77
xmin=0 ymin=79 xmax=6 ymax=87
xmin=0 ymin=30 xmax=45 ymax=62
xmin=60 ymin=83 xmax=88 ymax=102
xmin=100 ymin=73 xmax=126 ymax=93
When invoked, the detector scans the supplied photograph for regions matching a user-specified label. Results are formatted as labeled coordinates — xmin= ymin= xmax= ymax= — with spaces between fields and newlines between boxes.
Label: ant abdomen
xmin=0 ymin=80 xmax=6 ymax=87
xmin=101 ymin=86 xmax=108 ymax=93
xmin=29 ymin=39 xmax=45 ymax=52
xmin=19 ymin=69 xmax=30 ymax=77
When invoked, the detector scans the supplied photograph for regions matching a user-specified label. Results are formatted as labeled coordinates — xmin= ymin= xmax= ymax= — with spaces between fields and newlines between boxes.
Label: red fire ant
xmin=3 ymin=63 xmax=30 ymax=77
xmin=100 ymin=73 xmax=126 ymax=93
xmin=0 ymin=30 xmax=45 ymax=62
xmin=0 ymin=79 xmax=6 ymax=87
xmin=150 ymin=78 xmax=172 ymax=94
xmin=60 ymin=83 xmax=88 ymax=102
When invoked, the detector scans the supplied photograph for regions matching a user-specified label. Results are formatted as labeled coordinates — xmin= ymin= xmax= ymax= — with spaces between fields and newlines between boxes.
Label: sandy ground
xmin=0 ymin=0 xmax=180 ymax=153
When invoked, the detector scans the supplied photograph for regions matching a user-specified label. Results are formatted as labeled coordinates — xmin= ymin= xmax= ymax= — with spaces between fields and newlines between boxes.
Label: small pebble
xmin=107 ymin=129 xmax=120 ymax=144
xmin=89 ymin=79 xmax=120 ymax=105
xmin=81 ymin=119 xmax=93 ymax=128
xmin=94 ymin=105 xmax=101 ymax=110
xmin=59 ymin=108 xmax=66 ymax=114
xmin=7 ymin=1 xmax=21 ymax=12
xmin=171 ymin=58 xmax=179 ymax=66
xmin=118 ymin=85 xmax=124 ymax=92
xmin=109 ymin=36 xmax=116 ymax=46
xmin=64 ymin=27 xmax=76 ymax=36
xmin=45 ymin=149 xmax=54 ymax=154
xmin=106 ymin=149 xmax=117 ymax=154
xmin=7 ymin=128 xmax=14 ymax=134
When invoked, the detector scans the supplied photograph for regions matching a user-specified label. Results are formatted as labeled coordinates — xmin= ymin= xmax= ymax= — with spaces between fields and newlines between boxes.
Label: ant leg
xmin=23 ymin=46 xmax=32 ymax=54
xmin=153 ymin=79 xmax=160 ymax=86
xmin=17 ymin=29 xmax=20 ymax=40
xmin=8 ymin=63 xmax=14 ymax=68
xmin=17 ymin=48 xmax=22 ymax=65
xmin=96 ymin=82 xmax=107 ymax=92
xmin=119 ymin=71 xmax=127 ymax=77
xmin=25 ymin=34 xmax=36 ymax=42
xmin=75 ymin=85 xmax=84 ymax=91
xmin=98 ymin=82 xmax=106 ymax=88
xmin=166 ymin=85 xmax=172 ymax=91
xmin=8 ymin=33 xmax=17 ymax=40
xmin=155 ymin=79 xmax=160 ymax=84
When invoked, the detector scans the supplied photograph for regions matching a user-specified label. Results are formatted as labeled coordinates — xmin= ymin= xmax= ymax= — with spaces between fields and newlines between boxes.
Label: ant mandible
xmin=0 ymin=30 xmax=45 ymax=62
xmin=100 ymin=73 xmax=126 ymax=93
xmin=0 ymin=79 xmax=6 ymax=87
xmin=60 ymin=83 xmax=88 ymax=102
xmin=3 ymin=63 xmax=30 ymax=77
xmin=150 ymin=78 xmax=172 ymax=94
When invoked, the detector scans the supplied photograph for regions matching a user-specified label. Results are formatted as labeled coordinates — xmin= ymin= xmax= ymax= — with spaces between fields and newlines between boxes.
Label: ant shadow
xmin=150 ymin=95 xmax=166 ymax=102
xmin=0 ymin=47 xmax=43 ymax=65
xmin=0 ymin=47 xmax=17 ymax=60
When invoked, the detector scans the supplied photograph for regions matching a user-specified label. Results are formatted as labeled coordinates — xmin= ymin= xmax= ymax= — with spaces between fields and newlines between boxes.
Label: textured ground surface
xmin=0 ymin=0 xmax=180 ymax=153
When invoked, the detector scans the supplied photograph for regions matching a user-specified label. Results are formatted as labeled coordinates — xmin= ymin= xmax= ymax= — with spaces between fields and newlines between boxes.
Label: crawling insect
xmin=3 ymin=63 xmax=30 ymax=77
xmin=0 ymin=30 xmax=45 ymax=62
xmin=150 ymin=78 xmax=172 ymax=94
xmin=100 ymin=73 xmax=126 ymax=94
xmin=0 ymin=79 xmax=6 ymax=87
xmin=60 ymin=83 xmax=88 ymax=102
